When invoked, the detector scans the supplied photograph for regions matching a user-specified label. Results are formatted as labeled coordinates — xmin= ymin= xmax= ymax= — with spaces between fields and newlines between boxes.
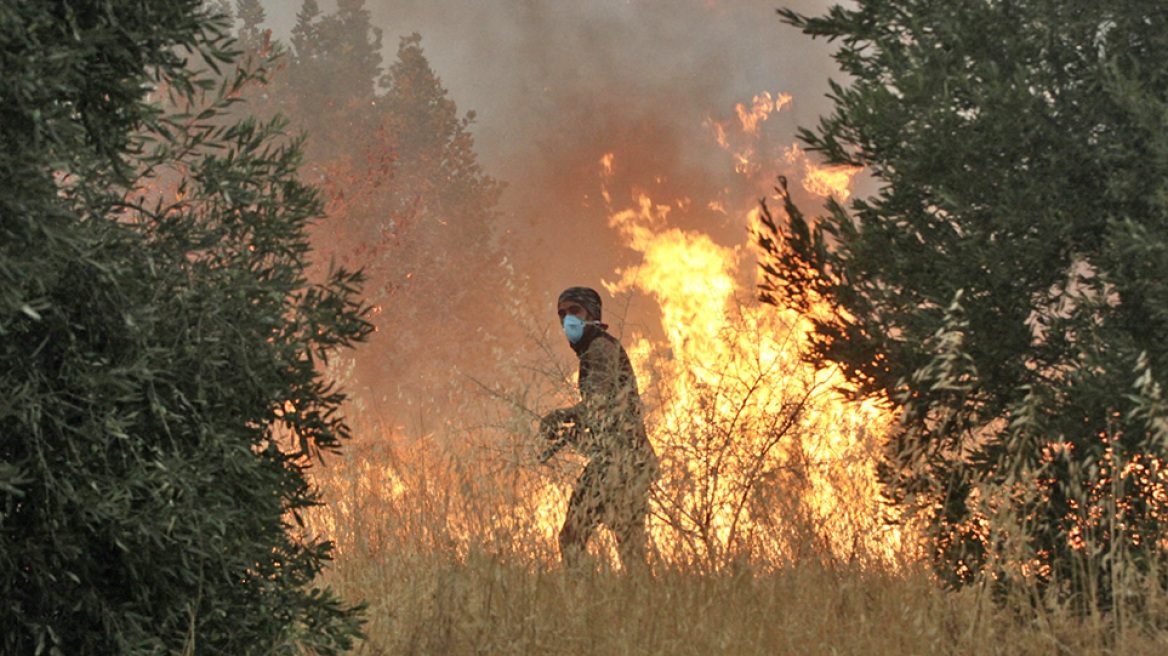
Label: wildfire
xmin=600 ymin=178 xmax=893 ymax=563
xmin=705 ymin=91 xmax=860 ymax=202
xmin=305 ymin=90 xmax=894 ymax=569
xmin=566 ymin=89 xmax=890 ymax=563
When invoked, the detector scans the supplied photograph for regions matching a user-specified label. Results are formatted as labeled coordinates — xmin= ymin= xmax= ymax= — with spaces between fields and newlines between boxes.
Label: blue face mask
xmin=563 ymin=315 xmax=587 ymax=344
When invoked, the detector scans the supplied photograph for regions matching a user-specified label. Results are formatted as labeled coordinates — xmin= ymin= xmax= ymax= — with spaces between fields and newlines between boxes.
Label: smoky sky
xmin=261 ymin=0 xmax=843 ymax=323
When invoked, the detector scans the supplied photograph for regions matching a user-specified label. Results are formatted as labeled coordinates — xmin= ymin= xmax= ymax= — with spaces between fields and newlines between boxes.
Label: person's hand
xmin=539 ymin=409 xmax=568 ymax=440
xmin=537 ymin=410 xmax=572 ymax=463
xmin=537 ymin=444 xmax=558 ymax=464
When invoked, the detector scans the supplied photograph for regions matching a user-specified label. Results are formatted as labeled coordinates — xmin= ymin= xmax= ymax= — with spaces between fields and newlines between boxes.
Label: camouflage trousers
xmin=560 ymin=453 xmax=657 ymax=569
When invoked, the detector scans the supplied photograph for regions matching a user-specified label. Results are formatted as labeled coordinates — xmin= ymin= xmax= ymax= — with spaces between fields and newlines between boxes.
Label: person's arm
xmin=538 ymin=404 xmax=583 ymax=462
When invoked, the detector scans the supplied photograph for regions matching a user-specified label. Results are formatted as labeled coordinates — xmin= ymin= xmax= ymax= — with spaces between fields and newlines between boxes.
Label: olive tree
xmin=758 ymin=0 xmax=1168 ymax=606
xmin=1 ymin=1 xmax=370 ymax=652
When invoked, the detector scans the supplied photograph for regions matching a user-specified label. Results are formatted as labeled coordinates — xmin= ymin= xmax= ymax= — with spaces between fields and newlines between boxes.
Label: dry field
xmin=301 ymin=429 xmax=1168 ymax=656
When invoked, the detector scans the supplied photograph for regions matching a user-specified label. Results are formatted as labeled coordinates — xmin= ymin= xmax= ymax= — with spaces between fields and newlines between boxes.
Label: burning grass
xmin=297 ymin=233 xmax=1168 ymax=653
xmin=302 ymin=419 xmax=1168 ymax=655
xmin=300 ymin=335 xmax=1168 ymax=655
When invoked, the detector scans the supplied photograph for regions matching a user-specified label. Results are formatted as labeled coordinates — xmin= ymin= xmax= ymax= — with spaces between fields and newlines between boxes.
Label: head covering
xmin=558 ymin=286 xmax=602 ymax=322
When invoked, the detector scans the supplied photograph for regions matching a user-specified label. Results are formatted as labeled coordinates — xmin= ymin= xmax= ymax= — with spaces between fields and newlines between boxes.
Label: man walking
xmin=540 ymin=287 xmax=658 ymax=568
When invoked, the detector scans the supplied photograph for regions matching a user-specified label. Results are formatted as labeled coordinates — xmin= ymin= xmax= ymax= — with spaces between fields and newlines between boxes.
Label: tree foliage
xmin=364 ymin=34 xmax=506 ymax=406
xmin=235 ymin=0 xmax=268 ymax=53
xmin=759 ymin=0 xmax=1168 ymax=603
xmin=239 ymin=4 xmax=506 ymax=418
xmin=282 ymin=0 xmax=383 ymax=160
xmin=0 ymin=1 xmax=370 ymax=652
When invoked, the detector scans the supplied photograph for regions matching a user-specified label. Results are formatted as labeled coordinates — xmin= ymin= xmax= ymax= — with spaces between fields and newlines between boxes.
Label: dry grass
xmin=316 ymin=537 xmax=1168 ymax=655
xmin=300 ymin=429 xmax=1168 ymax=656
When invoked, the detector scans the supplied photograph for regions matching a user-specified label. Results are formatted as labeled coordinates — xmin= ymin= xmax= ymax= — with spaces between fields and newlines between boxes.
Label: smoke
xmin=375 ymin=1 xmax=840 ymax=298
xmin=264 ymin=0 xmax=843 ymax=323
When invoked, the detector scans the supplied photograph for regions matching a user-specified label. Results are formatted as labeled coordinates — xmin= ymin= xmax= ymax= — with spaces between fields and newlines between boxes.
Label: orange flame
xmin=735 ymin=91 xmax=792 ymax=135
xmin=599 ymin=144 xmax=895 ymax=561
xmin=785 ymin=142 xmax=861 ymax=201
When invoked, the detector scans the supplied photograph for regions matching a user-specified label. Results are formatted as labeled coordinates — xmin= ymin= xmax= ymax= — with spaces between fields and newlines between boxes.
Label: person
xmin=539 ymin=286 xmax=658 ymax=569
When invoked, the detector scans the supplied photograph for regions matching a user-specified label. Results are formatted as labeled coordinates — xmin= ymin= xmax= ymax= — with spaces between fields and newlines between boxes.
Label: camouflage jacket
xmin=543 ymin=325 xmax=657 ymax=466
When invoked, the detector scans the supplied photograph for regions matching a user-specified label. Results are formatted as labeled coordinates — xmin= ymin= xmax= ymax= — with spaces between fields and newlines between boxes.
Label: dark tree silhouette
xmin=237 ymin=7 xmax=508 ymax=424
xmin=0 ymin=2 xmax=370 ymax=652
xmin=281 ymin=0 xmax=383 ymax=161
xmin=359 ymin=34 xmax=507 ymax=414
xmin=235 ymin=0 xmax=267 ymax=51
